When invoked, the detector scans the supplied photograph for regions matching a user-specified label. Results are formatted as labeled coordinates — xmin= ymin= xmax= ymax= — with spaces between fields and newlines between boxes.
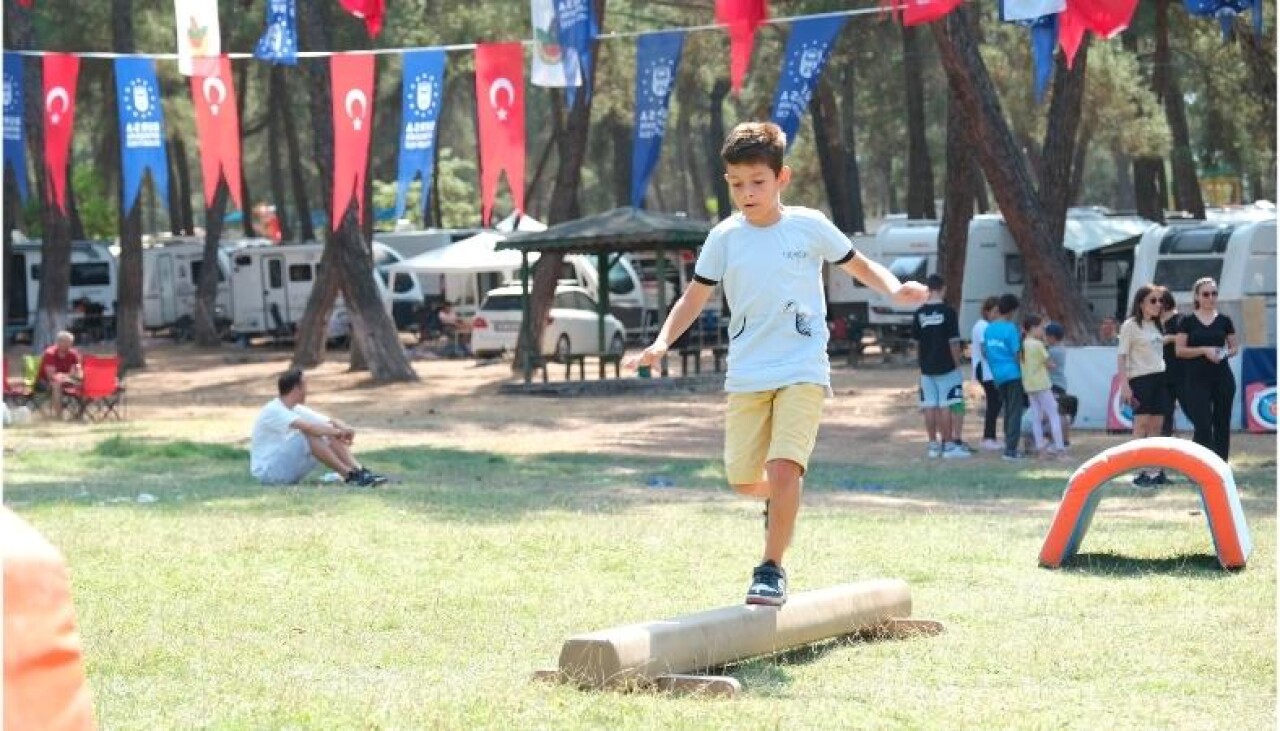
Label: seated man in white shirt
xmin=250 ymin=368 xmax=387 ymax=487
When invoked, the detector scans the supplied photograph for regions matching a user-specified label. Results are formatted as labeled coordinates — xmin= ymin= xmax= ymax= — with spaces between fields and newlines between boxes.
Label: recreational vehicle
xmin=1128 ymin=217 xmax=1276 ymax=345
xmin=226 ymin=241 xmax=424 ymax=339
xmin=6 ymin=239 xmax=118 ymax=340
xmin=827 ymin=219 xmax=939 ymax=327
xmin=141 ymin=238 xmax=234 ymax=336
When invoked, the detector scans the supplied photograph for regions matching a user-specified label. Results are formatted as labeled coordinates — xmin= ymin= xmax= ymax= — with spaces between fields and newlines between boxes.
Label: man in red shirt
xmin=38 ymin=331 xmax=82 ymax=417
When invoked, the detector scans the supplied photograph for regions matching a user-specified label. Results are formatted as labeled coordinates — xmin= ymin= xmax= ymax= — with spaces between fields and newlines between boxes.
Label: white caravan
xmin=6 ymin=239 xmax=118 ymax=338
xmin=226 ymin=241 xmax=423 ymax=339
xmin=1129 ymin=217 xmax=1276 ymax=345
xmin=141 ymin=238 xmax=235 ymax=335
xmin=827 ymin=219 xmax=937 ymax=325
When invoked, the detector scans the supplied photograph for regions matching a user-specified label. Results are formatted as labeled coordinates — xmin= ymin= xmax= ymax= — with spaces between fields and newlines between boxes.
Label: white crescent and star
xmin=488 ymin=78 xmax=515 ymax=121
xmin=344 ymin=88 xmax=368 ymax=131
xmin=45 ymin=87 xmax=69 ymax=124
xmin=202 ymin=76 xmax=227 ymax=116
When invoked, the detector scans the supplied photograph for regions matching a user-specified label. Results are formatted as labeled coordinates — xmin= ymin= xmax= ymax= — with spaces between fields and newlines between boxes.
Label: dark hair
xmin=925 ymin=273 xmax=945 ymax=292
xmin=1159 ymin=288 xmax=1177 ymax=312
xmin=981 ymin=295 xmax=1001 ymax=315
xmin=997 ymin=293 xmax=1020 ymax=315
xmin=278 ymin=368 xmax=305 ymax=396
xmin=1128 ymin=284 xmax=1160 ymax=323
xmin=1022 ymin=314 xmax=1043 ymax=333
xmin=1045 ymin=322 xmax=1065 ymax=340
xmin=721 ymin=122 xmax=786 ymax=175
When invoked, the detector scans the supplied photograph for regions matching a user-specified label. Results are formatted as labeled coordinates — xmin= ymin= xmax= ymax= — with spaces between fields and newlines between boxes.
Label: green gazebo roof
xmin=497 ymin=207 xmax=714 ymax=254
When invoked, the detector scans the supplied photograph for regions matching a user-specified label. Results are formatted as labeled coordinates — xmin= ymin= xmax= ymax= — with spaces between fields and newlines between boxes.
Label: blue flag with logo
xmin=396 ymin=50 xmax=446 ymax=220
xmin=114 ymin=58 xmax=169 ymax=214
xmin=3 ymin=53 xmax=29 ymax=202
xmin=630 ymin=32 xmax=684 ymax=209
xmin=557 ymin=0 xmax=598 ymax=106
xmin=769 ymin=16 xmax=846 ymax=149
xmin=254 ymin=0 xmax=298 ymax=65
xmin=1030 ymin=14 xmax=1058 ymax=103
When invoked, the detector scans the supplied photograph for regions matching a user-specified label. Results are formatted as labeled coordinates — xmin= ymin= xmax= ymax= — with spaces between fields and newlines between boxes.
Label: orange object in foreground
xmin=3 ymin=506 xmax=97 ymax=731
xmin=1039 ymin=437 xmax=1252 ymax=570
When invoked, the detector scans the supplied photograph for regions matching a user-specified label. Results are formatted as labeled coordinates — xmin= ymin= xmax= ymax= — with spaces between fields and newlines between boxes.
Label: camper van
xmin=141 ymin=238 xmax=234 ymax=335
xmin=626 ymin=250 xmax=725 ymax=339
xmin=1129 ymin=217 xmax=1276 ymax=345
xmin=6 ymin=239 xmax=118 ymax=340
xmin=827 ymin=219 xmax=938 ymax=326
xmin=226 ymin=241 xmax=423 ymax=339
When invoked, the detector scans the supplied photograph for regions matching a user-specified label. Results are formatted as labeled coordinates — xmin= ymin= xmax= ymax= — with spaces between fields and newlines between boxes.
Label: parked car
xmin=471 ymin=283 xmax=627 ymax=360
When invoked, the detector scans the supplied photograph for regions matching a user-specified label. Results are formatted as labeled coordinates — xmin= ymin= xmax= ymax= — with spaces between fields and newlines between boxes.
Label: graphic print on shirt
xmin=784 ymin=300 xmax=813 ymax=337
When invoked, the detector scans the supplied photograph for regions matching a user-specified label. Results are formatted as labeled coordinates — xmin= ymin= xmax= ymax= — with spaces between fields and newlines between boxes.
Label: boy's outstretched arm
xmin=623 ymin=281 xmax=715 ymax=371
xmin=840 ymin=251 xmax=930 ymax=306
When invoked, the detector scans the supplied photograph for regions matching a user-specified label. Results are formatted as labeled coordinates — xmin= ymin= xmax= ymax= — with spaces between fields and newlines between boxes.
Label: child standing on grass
xmin=624 ymin=121 xmax=927 ymax=606
xmin=1020 ymin=315 xmax=1066 ymax=459
xmin=984 ymin=294 xmax=1026 ymax=461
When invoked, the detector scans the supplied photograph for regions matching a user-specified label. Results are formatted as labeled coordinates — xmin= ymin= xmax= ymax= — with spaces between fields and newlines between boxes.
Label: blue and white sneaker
xmin=746 ymin=561 xmax=788 ymax=607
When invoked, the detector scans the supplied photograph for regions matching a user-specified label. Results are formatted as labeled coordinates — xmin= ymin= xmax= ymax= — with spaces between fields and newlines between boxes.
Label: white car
xmin=471 ymin=283 xmax=627 ymax=360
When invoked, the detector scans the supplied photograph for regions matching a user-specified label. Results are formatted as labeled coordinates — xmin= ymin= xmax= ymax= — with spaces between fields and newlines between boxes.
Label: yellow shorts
xmin=724 ymin=383 xmax=826 ymax=485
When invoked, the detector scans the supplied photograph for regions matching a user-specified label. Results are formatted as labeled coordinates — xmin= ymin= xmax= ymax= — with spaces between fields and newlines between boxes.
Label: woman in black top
xmin=1158 ymin=288 xmax=1184 ymax=439
xmin=1176 ymin=277 xmax=1239 ymax=461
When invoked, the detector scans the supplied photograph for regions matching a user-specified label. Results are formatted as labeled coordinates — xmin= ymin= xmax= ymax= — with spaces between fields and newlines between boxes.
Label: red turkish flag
xmin=1058 ymin=4 xmax=1088 ymax=69
xmin=475 ymin=43 xmax=525 ymax=227
xmin=42 ymin=53 xmax=79 ymax=214
xmin=1069 ymin=0 xmax=1138 ymax=38
xmin=189 ymin=56 xmax=242 ymax=211
xmin=338 ymin=0 xmax=385 ymax=38
xmin=902 ymin=0 xmax=963 ymax=26
xmin=330 ymin=54 xmax=375 ymax=232
xmin=716 ymin=0 xmax=767 ymax=94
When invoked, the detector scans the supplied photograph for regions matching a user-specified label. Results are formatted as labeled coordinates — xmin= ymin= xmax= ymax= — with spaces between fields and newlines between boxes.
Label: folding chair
xmin=61 ymin=355 xmax=124 ymax=422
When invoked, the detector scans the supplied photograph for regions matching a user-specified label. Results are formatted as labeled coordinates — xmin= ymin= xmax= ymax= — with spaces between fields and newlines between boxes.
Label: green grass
xmin=4 ymin=436 xmax=1275 ymax=730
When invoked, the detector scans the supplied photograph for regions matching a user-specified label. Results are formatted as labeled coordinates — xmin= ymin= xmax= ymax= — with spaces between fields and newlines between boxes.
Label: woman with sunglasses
xmin=1118 ymin=284 xmax=1168 ymax=486
xmin=1176 ymin=277 xmax=1238 ymax=461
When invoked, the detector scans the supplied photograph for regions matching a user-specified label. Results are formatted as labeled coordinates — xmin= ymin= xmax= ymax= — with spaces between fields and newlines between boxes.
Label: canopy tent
xmin=1062 ymin=213 xmax=1155 ymax=256
xmin=498 ymin=207 xmax=716 ymax=382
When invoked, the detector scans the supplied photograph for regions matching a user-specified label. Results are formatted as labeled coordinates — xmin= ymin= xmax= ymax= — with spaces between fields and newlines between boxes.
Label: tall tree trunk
xmin=937 ymin=83 xmax=978 ymax=311
xmin=280 ymin=67 xmax=316 ymax=241
xmin=236 ymin=61 xmax=257 ymax=237
xmin=1154 ymin=0 xmax=1205 ymax=218
xmin=1237 ymin=22 xmax=1276 ymax=199
xmin=903 ymin=24 xmax=936 ymax=219
xmin=514 ymin=1 xmax=608 ymax=372
xmin=838 ymin=65 xmax=866 ymax=233
xmin=706 ymin=78 xmax=732 ymax=220
xmin=113 ymin=0 xmax=145 ymax=368
xmin=171 ymin=135 xmax=197 ymax=235
xmin=193 ymin=182 xmax=228 ymax=346
xmin=294 ymin=0 xmax=416 ymax=381
xmin=809 ymin=77 xmax=853 ymax=232
xmin=67 ymin=182 xmax=86 ymax=240
xmin=1112 ymin=147 xmax=1136 ymax=211
xmin=676 ymin=71 xmax=709 ymax=218
xmin=931 ymin=7 xmax=1095 ymax=343
xmin=1133 ymin=156 xmax=1165 ymax=223
xmin=1068 ymin=124 xmax=1092 ymax=207
xmin=607 ymin=110 xmax=631 ymax=207
xmin=1038 ymin=38 xmax=1089 ymax=245
xmin=266 ymin=67 xmax=293 ymax=241
xmin=166 ymin=140 xmax=183 ymax=235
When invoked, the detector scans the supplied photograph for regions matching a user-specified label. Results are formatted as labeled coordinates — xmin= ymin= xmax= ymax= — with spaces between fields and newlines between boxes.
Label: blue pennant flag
xmin=254 ymin=0 xmax=298 ymax=65
xmin=769 ymin=16 xmax=847 ymax=149
xmin=1031 ymin=14 xmax=1059 ymax=103
xmin=630 ymin=31 xmax=684 ymax=209
xmin=557 ymin=0 xmax=598 ymax=106
xmin=114 ymin=58 xmax=169 ymax=214
xmin=396 ymin=50 xmax=446 ymax=220
xmin=1184 ymin=0 xmax=1264 ymax=39
xmin=3 ymin=53 xmax=29 ymax=202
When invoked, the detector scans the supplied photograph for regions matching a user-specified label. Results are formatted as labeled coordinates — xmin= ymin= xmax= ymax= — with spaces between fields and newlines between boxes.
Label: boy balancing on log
xmin=624 ymin=122 xmax=927 ymax=606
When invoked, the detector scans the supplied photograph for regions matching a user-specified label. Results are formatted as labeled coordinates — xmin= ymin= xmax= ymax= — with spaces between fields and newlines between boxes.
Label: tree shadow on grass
xmin=714 ymin=633 xmax=913 ymax=694
xmin=1056 ymin=552 xmax=1234 ymax=577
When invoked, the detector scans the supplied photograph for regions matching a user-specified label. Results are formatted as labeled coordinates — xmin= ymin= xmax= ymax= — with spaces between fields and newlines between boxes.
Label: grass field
xmin=4 ymin=419 xmax=1275 ymax=730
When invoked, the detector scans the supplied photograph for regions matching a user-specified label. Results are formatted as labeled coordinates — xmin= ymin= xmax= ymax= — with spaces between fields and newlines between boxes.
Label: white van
xmin=226 ymin=241 xmax=423 ymax=339
xmin=6 ymin=239 xmax=118 ymax=339
xmin=141 ymin=238 xmax=234 ymax=335
xmin=558 ymin=254 xmax=646 ymax=335
xmin=626 ymin=250 xmax=724 ymax=339
xmin=830 ymin=219 xmax=940 ymax=328
xmin=1129 ymin=217 xmax=1276 ymax=344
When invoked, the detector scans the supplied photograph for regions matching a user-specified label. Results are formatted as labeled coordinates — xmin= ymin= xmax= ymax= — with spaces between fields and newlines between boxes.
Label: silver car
xmin=470 ymin=283 xmax=627 ymax=360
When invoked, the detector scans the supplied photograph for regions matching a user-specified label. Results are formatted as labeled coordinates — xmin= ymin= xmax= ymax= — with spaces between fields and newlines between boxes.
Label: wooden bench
xmin=530 ymin=353 xmax=622 ymax=382
xmin=678 ymin=345 xmax=728 ymax=376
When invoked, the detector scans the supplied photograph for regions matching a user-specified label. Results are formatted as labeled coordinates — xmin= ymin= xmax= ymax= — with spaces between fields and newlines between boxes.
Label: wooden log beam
xmin=556 ymin=579 xmax=913 ymax=688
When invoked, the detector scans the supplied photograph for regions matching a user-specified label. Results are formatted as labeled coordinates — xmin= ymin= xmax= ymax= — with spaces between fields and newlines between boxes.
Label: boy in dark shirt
xmin=912 ymin=275 xmax=970 ymax=459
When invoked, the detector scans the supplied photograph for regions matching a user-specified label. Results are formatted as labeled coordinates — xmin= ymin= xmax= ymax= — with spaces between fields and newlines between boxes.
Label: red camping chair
xmin=61 ymin=355 xmax=124 ymax=422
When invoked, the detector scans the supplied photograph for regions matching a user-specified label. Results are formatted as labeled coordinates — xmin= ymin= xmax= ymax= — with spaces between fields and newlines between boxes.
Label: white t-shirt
xmin=694 ymin=206 xmax=855 ymax=392
xmin=970 ymin=318 xmax=990 ymax=382
xmin=250 ymin=398 xmax=329 ymax=478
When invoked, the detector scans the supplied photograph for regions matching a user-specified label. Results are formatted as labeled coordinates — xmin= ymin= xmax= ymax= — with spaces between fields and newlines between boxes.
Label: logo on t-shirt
xmin=782 ymin=249 xmax=808 ymax=260
xmin=784 ymin=300 xmax=813 ymax=337
xmin=917 ymin=311 xmax=946 ymax=328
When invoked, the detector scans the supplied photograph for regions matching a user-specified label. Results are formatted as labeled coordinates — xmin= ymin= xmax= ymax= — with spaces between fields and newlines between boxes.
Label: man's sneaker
xmin=1133 ymin=472 xmax=1153 ymax=487
xmin=942 ymin=442 xmax=972 ymax=459
xmin=980 ymin=439 xmax=1002 ymax=451
xmin=1001 ymin=450 xmax=1024 ymax=462
xmin=1152 ymin=470 xmax=1169 ymax=486
xmin=927 ymin=442 xmax=943 ymax=459
xmin=357 ymin=467 xmax=388 ymax=487
xmin=745 ymin=561 xmax=788 ymax=607
xmin=344 ymin=469 xmax=365 ymax=486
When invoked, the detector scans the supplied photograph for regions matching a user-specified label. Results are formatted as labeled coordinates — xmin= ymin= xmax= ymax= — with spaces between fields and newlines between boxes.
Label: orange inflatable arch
xmin=1039 ymin=437 xmax=1252 ymax=570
